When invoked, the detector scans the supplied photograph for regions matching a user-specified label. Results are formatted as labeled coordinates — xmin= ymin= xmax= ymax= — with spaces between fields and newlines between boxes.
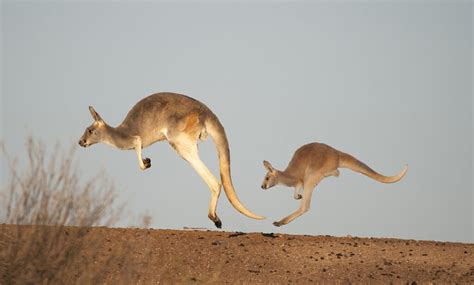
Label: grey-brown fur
xmin=79 ymin=92 xmax=265 ymax=228
xmin=261 ymin=142 xmax=408 ymax=227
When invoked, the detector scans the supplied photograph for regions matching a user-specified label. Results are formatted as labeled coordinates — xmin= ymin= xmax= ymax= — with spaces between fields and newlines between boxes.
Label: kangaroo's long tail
xmin=205 ymin=114 xmax=265 ymax=220
xmin=338 ymin=151 xmax=408 ymax=183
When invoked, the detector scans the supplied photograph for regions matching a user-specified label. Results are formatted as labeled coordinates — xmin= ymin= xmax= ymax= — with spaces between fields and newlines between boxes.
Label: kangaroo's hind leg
xmin=273 ymin=173 xmax=323 ymax=227
xmin=169 ymin=134 xmax=223 ymax=228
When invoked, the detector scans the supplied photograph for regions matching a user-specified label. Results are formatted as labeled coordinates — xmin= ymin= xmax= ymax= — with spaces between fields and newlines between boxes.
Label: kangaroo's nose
xmin=78 ymin=139 xmax=85 ymax=147
xmin=261 ymin=185 xmax=265 ymax=190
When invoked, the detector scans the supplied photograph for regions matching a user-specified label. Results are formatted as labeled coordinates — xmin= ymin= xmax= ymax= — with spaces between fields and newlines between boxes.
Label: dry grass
xmin=0 ymin=137 xmax=135 ymax=284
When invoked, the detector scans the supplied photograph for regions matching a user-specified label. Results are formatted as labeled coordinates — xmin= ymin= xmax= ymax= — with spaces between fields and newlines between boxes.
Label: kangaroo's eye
xmin=265 ymin=177 xmax=269 ymax=181
xmin=88 ymin=129 xmax=93 ymax=134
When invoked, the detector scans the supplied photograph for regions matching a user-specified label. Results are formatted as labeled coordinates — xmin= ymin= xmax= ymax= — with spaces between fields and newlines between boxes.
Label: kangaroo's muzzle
xmin=78 ymin=139 xmax=88 ymax=147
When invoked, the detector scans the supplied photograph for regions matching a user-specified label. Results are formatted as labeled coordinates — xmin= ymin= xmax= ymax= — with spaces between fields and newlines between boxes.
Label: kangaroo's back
xmin=118 ymin=93 xmax=214 ymax=138
xmin=284 ymin=143 xmax=339 ymax=178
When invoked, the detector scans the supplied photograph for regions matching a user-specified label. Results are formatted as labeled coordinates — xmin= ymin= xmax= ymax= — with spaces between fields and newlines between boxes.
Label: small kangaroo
xmin=261 ymin=142 xmax=408 ymax=227
xmin=78 ymin=92 xmax=265 ymax=228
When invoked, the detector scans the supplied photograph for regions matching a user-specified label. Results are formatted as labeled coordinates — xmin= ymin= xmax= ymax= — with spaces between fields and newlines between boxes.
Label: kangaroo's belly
xmin=140 ymin=129 xmax=168 ymax=148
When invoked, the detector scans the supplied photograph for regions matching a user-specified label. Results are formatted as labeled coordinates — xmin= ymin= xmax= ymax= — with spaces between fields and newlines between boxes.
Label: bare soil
xmin=1 ymin=225 xmax=473 ymax=284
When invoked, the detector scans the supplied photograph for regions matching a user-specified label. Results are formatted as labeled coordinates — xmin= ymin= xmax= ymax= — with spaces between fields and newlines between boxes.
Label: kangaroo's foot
xmin=208 ymin=213 xmax=222 ymax=229
xmin=142 ymin=158 xmax=151 ymax=169
xmin=273 ymin=217 xmax=291 ymax=227
xmin=273 ymin=221 xmax=284 ymax=227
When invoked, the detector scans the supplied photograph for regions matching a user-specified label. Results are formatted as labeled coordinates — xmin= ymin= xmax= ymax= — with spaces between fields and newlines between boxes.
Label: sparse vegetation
xmin=0 ymin=137 xmax=133 ymax=284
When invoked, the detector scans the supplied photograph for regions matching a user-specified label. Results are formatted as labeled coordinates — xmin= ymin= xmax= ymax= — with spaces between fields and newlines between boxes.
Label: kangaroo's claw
xmin=143 ymin=158 xmax=151 ymax=169
xmin=294 ymin=194 xmax=302 ymax=200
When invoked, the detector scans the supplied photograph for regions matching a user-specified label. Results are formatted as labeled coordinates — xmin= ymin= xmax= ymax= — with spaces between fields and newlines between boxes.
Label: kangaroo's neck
xmin=278 ymin=170 xmax=300 ymax=187
xmin=102 ymin=124 xmax=135 ymax=150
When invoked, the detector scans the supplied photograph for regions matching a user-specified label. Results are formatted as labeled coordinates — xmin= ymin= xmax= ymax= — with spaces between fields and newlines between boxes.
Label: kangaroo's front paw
xmin=142 ymin=158 xmax=151 ymax=169
xmin=294 ymin=194 xmax=302 ymax=200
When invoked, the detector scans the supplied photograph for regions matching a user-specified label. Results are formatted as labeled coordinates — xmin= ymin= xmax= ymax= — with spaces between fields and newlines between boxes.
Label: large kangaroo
xmin=261 ymin=142 xmax=407 ymax=227
xmin=78 ymin=92 xmax=265 ymax=228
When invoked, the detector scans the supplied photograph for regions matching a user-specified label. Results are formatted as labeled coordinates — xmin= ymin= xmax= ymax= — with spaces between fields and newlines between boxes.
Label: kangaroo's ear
xmin=263 ymin=160 xmax=274 ymax=173
xmin=89 ymin=106 xmax=103 ymax=123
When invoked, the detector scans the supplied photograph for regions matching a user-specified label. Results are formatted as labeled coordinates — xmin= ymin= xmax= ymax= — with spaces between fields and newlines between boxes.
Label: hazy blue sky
xmin=2 ymin=1 xmax=472 ymax=243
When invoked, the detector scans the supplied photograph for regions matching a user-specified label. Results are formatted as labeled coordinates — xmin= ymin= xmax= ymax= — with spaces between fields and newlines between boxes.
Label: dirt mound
xmin=1 ymin=225 xmax=473 ymax=284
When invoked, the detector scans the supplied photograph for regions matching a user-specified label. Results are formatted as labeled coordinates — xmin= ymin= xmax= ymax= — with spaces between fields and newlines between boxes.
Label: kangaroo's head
xmin=78 ymin=106 xmax=107 ymax=148
xmin=261 ymin=160 xmax=279 ymax=190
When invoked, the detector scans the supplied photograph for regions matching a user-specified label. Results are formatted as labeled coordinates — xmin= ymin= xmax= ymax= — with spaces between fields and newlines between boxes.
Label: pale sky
xmin=2 ymin=1 xmax=472 ymax=243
